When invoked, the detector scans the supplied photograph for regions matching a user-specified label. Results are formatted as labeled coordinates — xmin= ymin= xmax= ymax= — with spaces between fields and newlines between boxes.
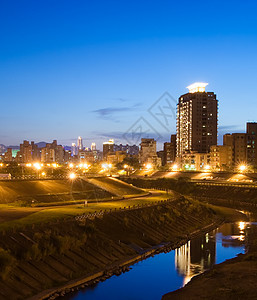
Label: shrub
xmin=0 ymin=248 xmax=16 ymax=279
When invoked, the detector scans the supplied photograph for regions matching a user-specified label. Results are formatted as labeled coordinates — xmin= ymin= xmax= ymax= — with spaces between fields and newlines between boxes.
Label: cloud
xmin=113 ymin=97 xmax=132 ymax=103
xmin=219 ymin=125 xmax=244 ymax=134
xmin=92 ymin=103 xmax=142 ymax=121
xmin=219 ymin=125 xmax=242 ymax=131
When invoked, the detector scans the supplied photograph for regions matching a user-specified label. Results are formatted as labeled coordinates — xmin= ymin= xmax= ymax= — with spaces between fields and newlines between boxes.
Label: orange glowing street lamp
xmin=238 ymin=164 xmax=247 ymax=172
xmin=69 ymin=172 xmax=76 ymax=201
xmin=69 ymin=172 xmax=76 ymax=180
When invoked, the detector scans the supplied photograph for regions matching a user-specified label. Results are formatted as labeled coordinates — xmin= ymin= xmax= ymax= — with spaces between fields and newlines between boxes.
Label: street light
xmin=69 ymin=172 xmax=76 ymax=180
xmin=204 ymin=165 xmax=211 ymax=171
xmin=69 ymin=172 xmax=76 ymax=202
xmin=145 ymin=163 xmax=152 ymax=170
xmin=33 ymin=163 xmax=41 ymax=170
xmin=33 ymin=162 xmax=41 ymax=178
xmin=171 ymin=164 xmax=178 ymax=171
xmin=239 ymin=164 xmax=247 ymax=172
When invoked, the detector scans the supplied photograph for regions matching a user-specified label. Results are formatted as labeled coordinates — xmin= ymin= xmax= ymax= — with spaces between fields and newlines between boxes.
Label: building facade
xmin=77 ymin=136 xmax=83 ymax=150
xmin=4 ymin=148 xmax=13 ymax=162
xmin=41 ymin=140 xmax=64 ymax=163
xmin=16 ymin=140 xmax=39 ymax=163
xmin=164 ymin=134 xmax=176 ymax=165
xmin=176 ymin=83 xmax=218 ymax=158
xmin=210 ymin=145 xmax=233 ymax=171
xmin=181 ymin=152 xmax=211 ymax=171
xmin=139 ymin=138 xmax=161 ymax=167
xmin=223 ymin=123 xmax=257 ymax=169
xmin=103 ymin=139 xmax=114 ymax=160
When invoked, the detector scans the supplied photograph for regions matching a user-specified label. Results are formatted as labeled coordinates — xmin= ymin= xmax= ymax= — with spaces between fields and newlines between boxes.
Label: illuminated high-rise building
xmin=77 ymin=136 xmax=83 ymax=150
xmin=91 ymin=142 xmax=96 ymax=151
xmin=176 ymin=83 xmax=218 ymax=158
xmin=103 ymin=139 xmax=114 ymax=160
xmin=71 ymin=143 xmax=77 ymax=156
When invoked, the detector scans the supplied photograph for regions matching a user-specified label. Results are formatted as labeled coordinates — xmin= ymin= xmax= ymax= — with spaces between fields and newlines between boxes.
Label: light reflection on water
xmin=67 ymin=222 xmax=254 ymax=300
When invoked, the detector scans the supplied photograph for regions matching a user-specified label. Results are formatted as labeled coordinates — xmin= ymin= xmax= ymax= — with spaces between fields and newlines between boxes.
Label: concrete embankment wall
xmin=0 ymin=198 xmax=218 ymax=300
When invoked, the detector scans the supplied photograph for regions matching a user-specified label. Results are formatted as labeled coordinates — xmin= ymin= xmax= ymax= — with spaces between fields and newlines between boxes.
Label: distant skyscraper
xmin=91 ymin=142 xmax=96 ymax=151
xmin=176 ymin=83 xmax=218 ymax=158
xmin=77 ymin=136 xmax=83 ymax=150
xmin=71 ymin=143 xmax=77 ymax=156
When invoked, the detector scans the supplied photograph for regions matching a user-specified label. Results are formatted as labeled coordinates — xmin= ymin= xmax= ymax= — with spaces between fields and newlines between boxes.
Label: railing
xmin=195 ymin=181 xmax=257 ymax=189
xmin=74 ymin=198 xmax=176 ymax=222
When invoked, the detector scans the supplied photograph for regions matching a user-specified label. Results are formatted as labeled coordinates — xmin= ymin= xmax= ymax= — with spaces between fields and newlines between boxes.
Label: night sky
xmin=1 ymin=0 xmax=257 ymax=149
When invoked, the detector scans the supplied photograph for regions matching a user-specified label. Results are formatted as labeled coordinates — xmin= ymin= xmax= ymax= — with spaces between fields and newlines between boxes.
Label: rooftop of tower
xmin=187 ymin=82 xmax=208 ymax=93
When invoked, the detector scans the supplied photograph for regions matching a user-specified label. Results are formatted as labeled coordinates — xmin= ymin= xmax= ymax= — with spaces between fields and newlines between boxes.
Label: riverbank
xmin=0 ymin=196 xmax=232 ymax=300
xmin=29 ymin=218 xmax=226 ymax=300
xmin=162 ymin=243 xmax=257 ymax=299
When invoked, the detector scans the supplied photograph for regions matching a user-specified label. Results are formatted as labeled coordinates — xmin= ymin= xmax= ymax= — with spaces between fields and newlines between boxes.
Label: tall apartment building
xmin=163 ymin=134 xmax=176 ymax=165
xmin=246 ymin=123 xmax=257 ymax=167
xmin=77 ymin=136 xmax=83 ymax=150
xmin=223 ymin=122 xmax=257 ymax=168
xmin=176 ymin=83 xmax=218 ymax=158
xmin=41 ymin=140 xmax=64 ymax=163
xmin=16 ymin=140 xmax=39 ymax=163
xmin=91 ymin=143 xmax=96 ymax=151
xmin=71 ymin=143 xmax=77 ymax=157
xmin=103 ymin=139 xmax=114 ymax=160
xmin=223 ymin=133 xmax=247 ymax=165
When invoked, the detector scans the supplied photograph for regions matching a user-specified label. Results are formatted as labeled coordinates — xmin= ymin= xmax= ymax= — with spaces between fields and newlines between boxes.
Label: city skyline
xmin=1 ymin=1 xmax=257 ymax=147
xmin=1 ymin=80 xmax=255 ymax=151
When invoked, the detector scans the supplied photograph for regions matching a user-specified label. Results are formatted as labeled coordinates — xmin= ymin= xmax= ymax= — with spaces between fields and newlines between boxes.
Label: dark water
xmin=67 ymin=222 xmax=255 ymax=300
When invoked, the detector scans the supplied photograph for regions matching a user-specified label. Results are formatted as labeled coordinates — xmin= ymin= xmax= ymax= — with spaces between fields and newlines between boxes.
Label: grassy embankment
xmin=0 ymin=177 xmax=146 ymax=207
xmin=0 ymin=191 xmax=171 ymax=231
xmin=125 ymin=177 xmax=257 ymax=212
xmin=0 ymin=177 xmax=247 ymax=300
xmin=0 ymin=196 xmax=225 ymax=300
xmin=124 ymin=178 xmax=257 ymax=299
xmin=0 ymin=177 xmax=160 ymax=231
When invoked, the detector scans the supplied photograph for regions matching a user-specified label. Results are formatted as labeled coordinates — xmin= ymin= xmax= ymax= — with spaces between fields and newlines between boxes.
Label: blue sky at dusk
xmin=1 ymin=0 xmax=257 ymax=149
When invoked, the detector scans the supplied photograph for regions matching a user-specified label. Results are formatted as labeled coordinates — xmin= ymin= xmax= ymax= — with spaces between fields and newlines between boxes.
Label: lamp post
xmin=69 ymin=172 xmax=76 ymax=201
xmin=33 ymin=162 xmax=41 ymax=179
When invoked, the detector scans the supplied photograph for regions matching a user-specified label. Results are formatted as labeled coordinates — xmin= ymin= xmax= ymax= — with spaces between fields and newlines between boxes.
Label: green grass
xmin=0 ymin=190 xmax=173 ymax=231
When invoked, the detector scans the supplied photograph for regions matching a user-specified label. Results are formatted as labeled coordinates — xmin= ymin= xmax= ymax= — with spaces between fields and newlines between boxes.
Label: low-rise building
xmin=139 ymin=138 xmax=161 ymax=167
xmin=181 ymin=152 xmax=211 ymax=171
xmin=106 ymin=151 xmax=127 ymax=164
xmin=210 ymin=145 xmax=233 ymax=171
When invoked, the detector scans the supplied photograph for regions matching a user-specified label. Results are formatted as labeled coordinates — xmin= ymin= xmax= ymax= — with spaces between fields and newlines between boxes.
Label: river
xmin=65 ymin=221 xmax=255 ymax=300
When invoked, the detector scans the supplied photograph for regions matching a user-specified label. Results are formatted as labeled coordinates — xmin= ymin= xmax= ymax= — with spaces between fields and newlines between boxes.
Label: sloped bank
xmin=162 ymin=223 xmax=257 ymax=300
xmin=0 ymin=197 xmax=224 ymax=300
